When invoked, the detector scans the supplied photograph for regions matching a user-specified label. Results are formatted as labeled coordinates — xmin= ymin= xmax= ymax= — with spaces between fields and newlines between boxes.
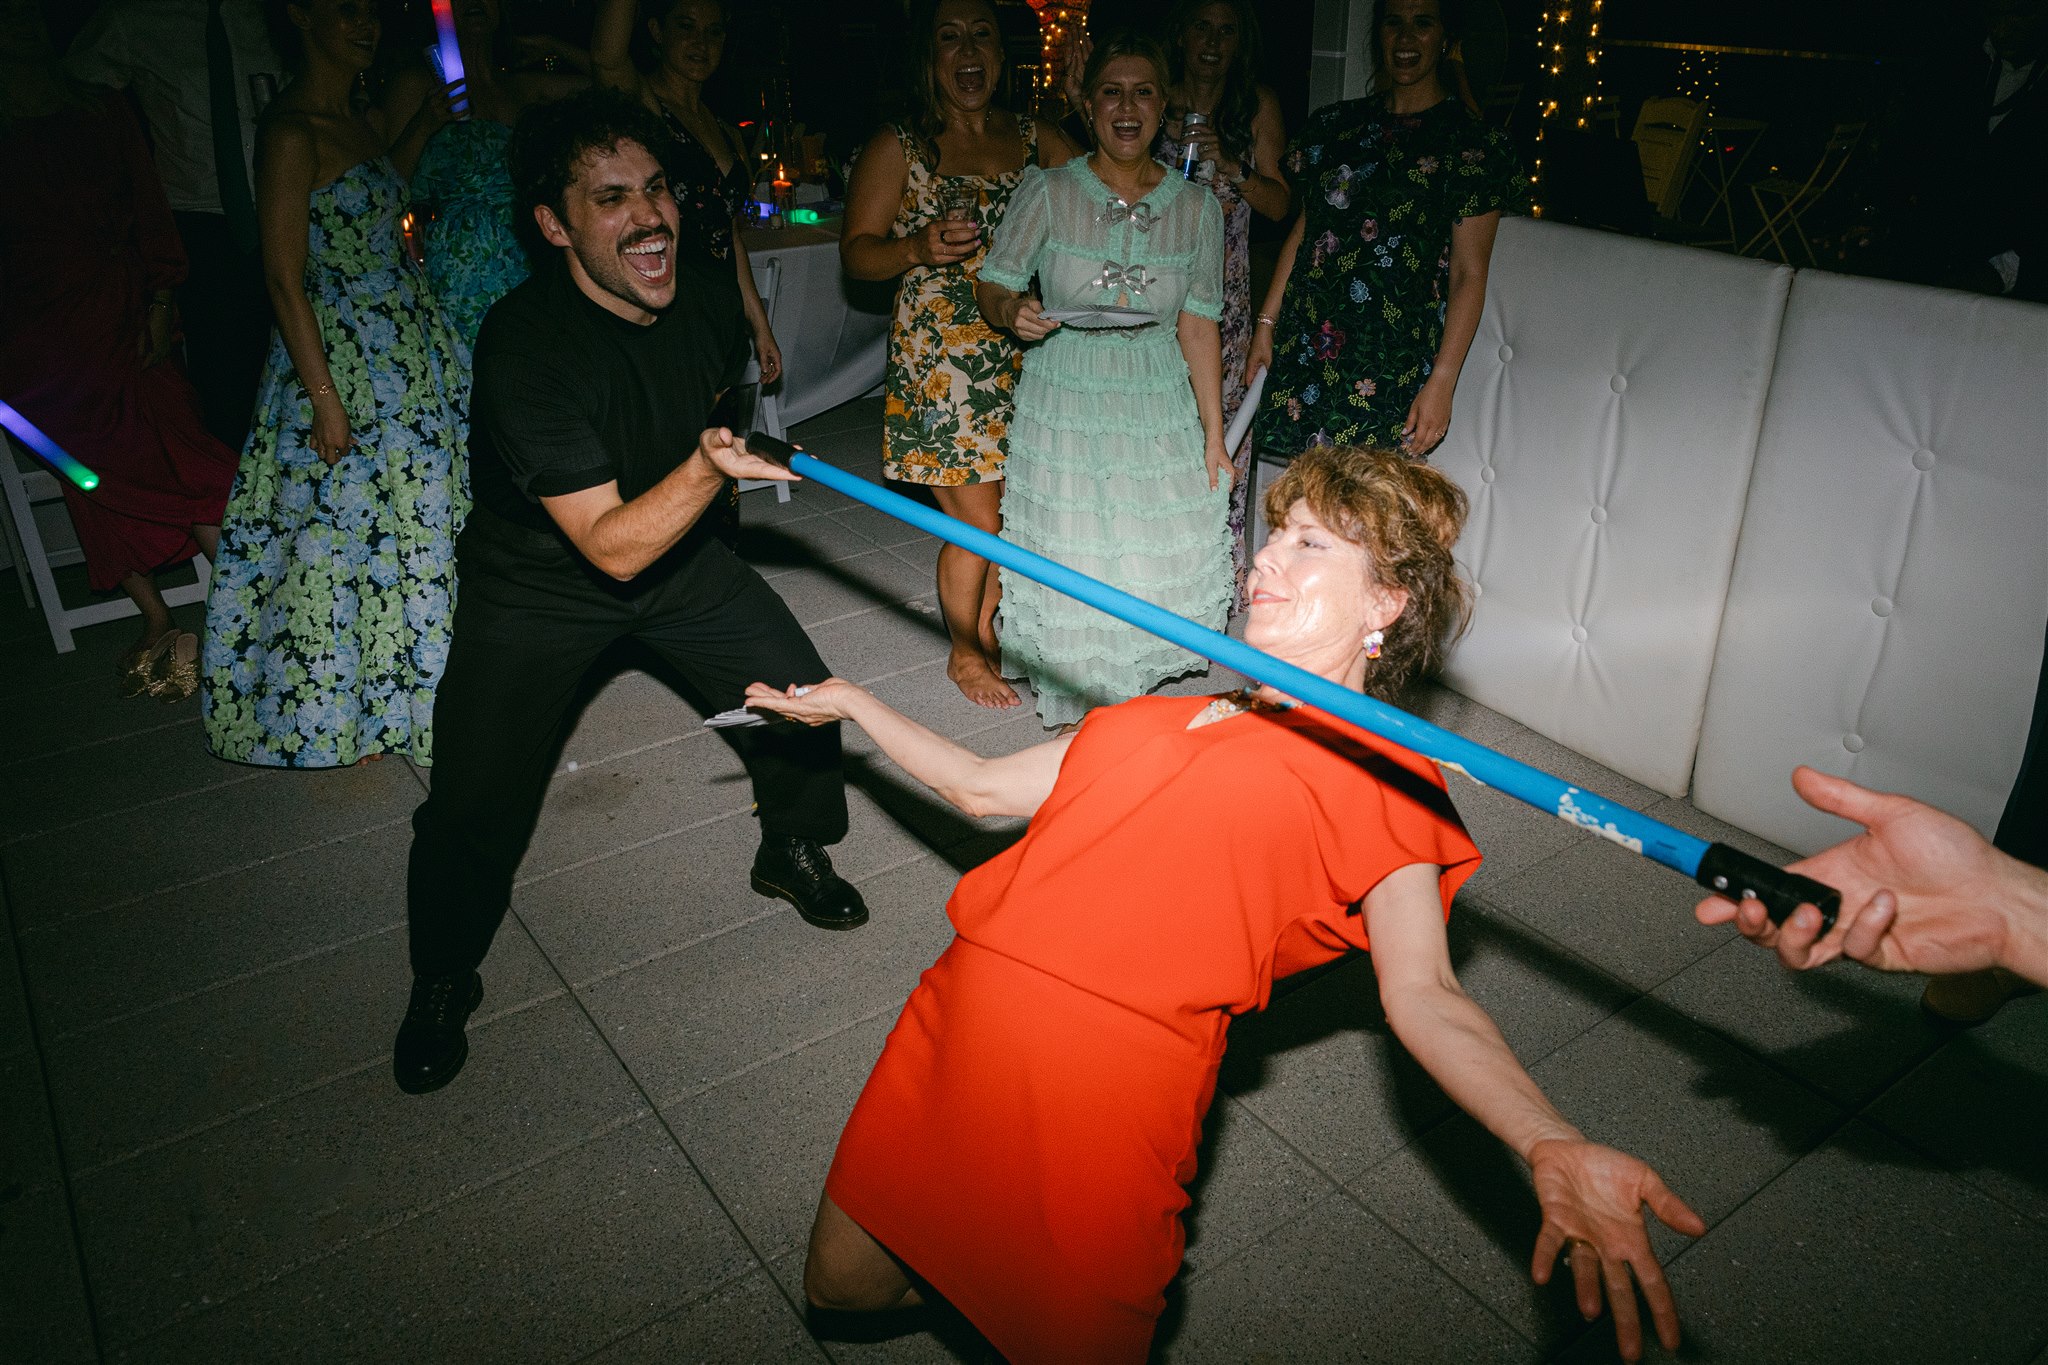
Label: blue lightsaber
xmin=749 ymin=434 xmax=1837 ymax=928
xmin=1 ymin=399 xmax=100 ymax=491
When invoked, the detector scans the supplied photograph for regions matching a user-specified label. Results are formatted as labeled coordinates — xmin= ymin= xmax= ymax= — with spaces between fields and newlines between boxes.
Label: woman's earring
xmin=1363 ymin=629 xmax=1384 ymax=659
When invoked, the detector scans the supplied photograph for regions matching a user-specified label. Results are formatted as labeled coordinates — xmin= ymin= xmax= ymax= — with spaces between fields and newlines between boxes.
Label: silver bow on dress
xmin=1090 ymin=261 xmax=1154 ymax=296
xmin=1100 ymin=198 xmax=1159 ymax=231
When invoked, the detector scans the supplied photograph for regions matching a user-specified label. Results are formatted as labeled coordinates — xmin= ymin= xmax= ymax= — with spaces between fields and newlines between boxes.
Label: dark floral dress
xmin=654 ymin=103 xmax=752 ymax=262
xmin=1252 ymin=96 xmax=1525 ymax=457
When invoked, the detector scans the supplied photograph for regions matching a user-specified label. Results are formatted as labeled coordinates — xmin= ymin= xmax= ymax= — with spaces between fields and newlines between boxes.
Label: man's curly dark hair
xmin=510 ymin=87 xmax=671 ymax=221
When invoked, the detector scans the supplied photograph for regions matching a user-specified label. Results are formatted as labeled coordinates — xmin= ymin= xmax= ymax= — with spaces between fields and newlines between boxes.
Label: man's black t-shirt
xmin=467 ymin=250 xmax=744 ymax=545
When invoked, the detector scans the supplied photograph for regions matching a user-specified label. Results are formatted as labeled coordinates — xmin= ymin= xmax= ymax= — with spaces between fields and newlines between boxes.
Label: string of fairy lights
xmin=1530 ymin=0 xmax=1604 ymax=216
xmin=1027 ymin=0 xmax=1086 ymax=115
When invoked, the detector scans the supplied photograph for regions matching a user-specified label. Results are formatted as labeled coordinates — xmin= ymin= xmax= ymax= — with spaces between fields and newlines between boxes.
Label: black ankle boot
xmin=392 ymin=971 xmax=484 ymax=1094
xmin=751 ymin=834 xmax=869 ymax=930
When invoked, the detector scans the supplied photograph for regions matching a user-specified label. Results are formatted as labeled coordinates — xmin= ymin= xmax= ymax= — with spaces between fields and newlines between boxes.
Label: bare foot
xmin=946 ymin=648 xmax=1020 ymax=708
xmin=354 ymin=752 xmax=385 ymax=767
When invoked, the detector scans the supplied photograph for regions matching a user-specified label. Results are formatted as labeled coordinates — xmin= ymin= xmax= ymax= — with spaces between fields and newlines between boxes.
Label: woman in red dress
xmin=0 ymin=0 xmax=236 ymax=696
xmin=747 ymin=446 xmax=1705 ymax=1365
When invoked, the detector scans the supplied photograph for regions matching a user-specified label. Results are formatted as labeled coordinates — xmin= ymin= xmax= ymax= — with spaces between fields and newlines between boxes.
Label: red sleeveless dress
xmin=825 ymin=694 xmax=1482 ymax=1363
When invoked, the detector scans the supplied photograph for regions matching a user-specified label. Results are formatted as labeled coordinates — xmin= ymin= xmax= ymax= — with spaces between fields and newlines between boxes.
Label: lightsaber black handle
xmin=746 ymin=431 xmax=800 ymax=468
xmin=1695 ymin=843 xmax=1840 ymax=934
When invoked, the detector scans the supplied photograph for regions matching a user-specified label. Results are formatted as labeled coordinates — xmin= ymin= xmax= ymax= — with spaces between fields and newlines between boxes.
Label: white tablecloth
xmin=742 ymin=220 xmax=894 ymax=428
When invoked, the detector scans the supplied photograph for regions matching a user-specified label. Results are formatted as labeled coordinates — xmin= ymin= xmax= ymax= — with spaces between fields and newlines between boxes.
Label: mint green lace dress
xmin=412 ymin=118 xmax=527 ymax=348
xmin=980 ymin=161 xmax=1232 ymax=727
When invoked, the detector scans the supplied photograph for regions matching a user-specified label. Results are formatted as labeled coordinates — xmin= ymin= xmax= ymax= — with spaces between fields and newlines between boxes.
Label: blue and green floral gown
xmin=1252 ymin=96 xmax=1526 ymax=457
xmin=201 ymin=158 xmax=470 ymax=768
xmin=412 ymin=118 xmax=529 ymax=347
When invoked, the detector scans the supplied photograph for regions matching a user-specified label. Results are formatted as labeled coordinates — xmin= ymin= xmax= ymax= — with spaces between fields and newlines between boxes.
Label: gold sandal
xmin=146 ymin=631 xmax=201 ymax=703
xmin=117 ymin=631 xmax=181 ymax=698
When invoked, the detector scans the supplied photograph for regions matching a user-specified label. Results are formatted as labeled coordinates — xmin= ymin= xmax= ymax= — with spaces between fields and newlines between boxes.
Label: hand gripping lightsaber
xmin=745 ymin=432 xmax=1838 ymax=930
xmin=429 ymin=0 xmax=470 ymax=117
xmin=1 ymin=399 xmax=101 ymax=491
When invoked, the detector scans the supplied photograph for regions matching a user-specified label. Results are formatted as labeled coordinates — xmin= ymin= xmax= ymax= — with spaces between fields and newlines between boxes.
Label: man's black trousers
xmin=407 ymin=513 xmax=848 ymax=978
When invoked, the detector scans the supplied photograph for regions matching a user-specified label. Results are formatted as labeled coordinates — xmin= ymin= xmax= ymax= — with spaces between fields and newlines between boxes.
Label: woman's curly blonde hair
xmin=1262 ymin=446 xmax=1471 ymax=700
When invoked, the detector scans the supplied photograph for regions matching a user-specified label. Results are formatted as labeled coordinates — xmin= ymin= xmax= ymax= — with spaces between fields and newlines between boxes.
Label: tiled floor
xmin=4 ymin=399 xmax=2045 ymax=1364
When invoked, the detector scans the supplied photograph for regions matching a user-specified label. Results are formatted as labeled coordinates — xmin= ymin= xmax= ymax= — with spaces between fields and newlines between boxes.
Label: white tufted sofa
xmin=1431 ymin=217 xmax=2048 ymax=855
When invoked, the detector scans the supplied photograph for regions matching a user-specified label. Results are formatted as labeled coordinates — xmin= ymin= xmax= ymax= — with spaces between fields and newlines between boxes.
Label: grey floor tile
xmin=0 ymin=604 xmax=177 ymax=701
xmin=72 ymin=994 xmax=651 ymax=1346
xmin=579 ymin=856 xmax=954 ymax=1104
xmin=1350 ymin=994 xmax=1841 ymax=1351
xmin=830 ymin=505 xmax=938 ymax=551
xmin=41 ymin=917 xmax=562 ymax=1172
xmin=579 ymin=1267 xmax=824 ymax=1364
xmin=515 ymin=807 xmax=771 ymax=986
xmin=1179 ymin=1096 xmax=1337 ymax=1277
xmin=1485 ymin=835 xmax=1734 ymax=992
xmin=807 ymin=605 xmax=952 ymax=687
xmin=106 ymin=1116 xmax=754 ymax=1365
xmin=553 ymin=668 xmax=705 ymax=775
xmin=0 ymin=691 xmax=198 ymax=767
xmin=1637 ymin=794 xmax=1796 ymax=864
xmin=661 ymin=1011 xmax=894 ymax=1262
xmin=1561 ymin=1121 xmax=2048 ymax=1365
xmin=1653 ymin=933 xmax=1945 ymax=1108
xmin=1 ymin=1047 xmax=62 ymax=1195
xmin=519 ymin=733 xmax=757 ymax=884
xmin=1225 ymin=901 xmax=1636 ymax=1185
xmin=1866 ymin=996 xmax=2048 ymax=1222
xmin=1445 ymin=774 xmax=1590 ymax=895
xmin=3 ymin=756 xmax=424 ymax=928
xmin=768 ymin=556 xmax=923 ymax=631
xmin=20 ymin=825 xmax=411 ymax=1037
xmin=763 ymin=1249 xmax=997 ymax=1364
xmin=0 ymin=719 xmax=242 ymax=844
xmin=0 ymin=1182 xmax=98 ymax=1365
xmin=1161 ymin=1191 xmax=1538 ymax=1363
xmin=740 ymin=515 xmax=894 ymax=571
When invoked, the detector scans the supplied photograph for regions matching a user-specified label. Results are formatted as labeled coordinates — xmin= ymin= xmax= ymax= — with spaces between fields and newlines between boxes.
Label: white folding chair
xmin=736 ymin=254 xmax=792 ymax=503
xmin=1 ymin=432 xmax=211 ymax=653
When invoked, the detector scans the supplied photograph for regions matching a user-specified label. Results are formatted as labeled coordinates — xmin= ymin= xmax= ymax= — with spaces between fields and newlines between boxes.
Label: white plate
xmin=1043 ymin=306 xmax=1159 ymax=329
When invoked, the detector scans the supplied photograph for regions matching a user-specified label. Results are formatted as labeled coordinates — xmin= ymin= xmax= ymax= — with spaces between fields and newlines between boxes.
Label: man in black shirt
xmin=395 ymin=90 xmax=864 ymax=1095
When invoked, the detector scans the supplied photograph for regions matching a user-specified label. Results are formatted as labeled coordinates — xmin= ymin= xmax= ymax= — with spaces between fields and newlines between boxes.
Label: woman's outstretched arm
xmin=1364 ymin=864 xmax=1705 ymax=1364
xmin=744 ymin=679 xmax=1073 ymax=819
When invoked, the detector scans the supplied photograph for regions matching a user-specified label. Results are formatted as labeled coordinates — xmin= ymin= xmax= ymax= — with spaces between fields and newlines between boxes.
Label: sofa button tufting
xmin=1498 ymin=344 xmax=1514 ymax=362
xmin=1610 ymin=374 xmax=1627 ymax=393
xmin=1912 ymin=448 xmax=1935 ymax=471
xmin=1872 ymin=597 xmax=1893 ymax=617
xmin=1590 ymin=507 xmax=1608 ymax=524
xmin=1480 ymin=465 xmax=1496 ymax=484
xmin=1844 ymin=734 xmax=1866 ymax=753
xmin=1571 ymin=625 xmax=1588 ymax=643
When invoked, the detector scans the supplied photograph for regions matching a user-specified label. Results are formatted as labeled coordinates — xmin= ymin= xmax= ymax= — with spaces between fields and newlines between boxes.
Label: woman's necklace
xmin=1194 ymin=689 xmax=1301 ymax=727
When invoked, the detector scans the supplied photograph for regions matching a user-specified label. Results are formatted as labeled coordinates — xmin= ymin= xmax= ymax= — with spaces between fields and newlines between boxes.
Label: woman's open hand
xmin=907 ymin=217 xmax=980 ymax=269
xmin=743 ymin=678 xmax=865 ymax=726
xmin=1528 ymin=1138 xmax=1704 ymax=1363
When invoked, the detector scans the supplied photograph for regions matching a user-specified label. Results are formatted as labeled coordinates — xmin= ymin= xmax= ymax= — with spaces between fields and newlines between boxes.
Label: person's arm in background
xmin=113 ymin=96 xmax=187 ymax=367
xmin=371 ymin=63 xmax=456 ymax=180
xmin=742 ymin=679 xmax=1075 ymax=818
xmin=589 ymin=0 xmax=647 ymax=100
xmin=255 ymin=116 xmax=352 ymax=464
xmin=1367 ymin=864 xmax=1705 ymax=1364
xmin=839 ymin=126 xmax=976 ymax=282
xmin=1244 ymin=208 xmax=1303 ymax=390
xmin=1403 ymin=208 xmax=1499 ymax=455
xmin=1696 ymin=766 xmax=2048 ymax=986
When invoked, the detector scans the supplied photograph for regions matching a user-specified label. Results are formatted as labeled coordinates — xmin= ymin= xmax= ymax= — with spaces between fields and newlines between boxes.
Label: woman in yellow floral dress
xmin=842 ymin=0 xmax=1076 ymax=708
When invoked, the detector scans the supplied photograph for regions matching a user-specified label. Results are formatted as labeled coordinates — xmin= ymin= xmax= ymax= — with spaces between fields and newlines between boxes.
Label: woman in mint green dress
xmin=391 ymin=0 xmax=584 ymax=346
xmin=201 ymin=0 xmax=469 ymax=768
xmin=976 ymin=32 xmax=1232 ymax=727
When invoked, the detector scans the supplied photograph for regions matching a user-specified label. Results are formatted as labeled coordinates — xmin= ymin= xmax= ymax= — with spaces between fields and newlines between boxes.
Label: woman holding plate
xmin=975 ymin=30 xmax=1232 ymax=728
